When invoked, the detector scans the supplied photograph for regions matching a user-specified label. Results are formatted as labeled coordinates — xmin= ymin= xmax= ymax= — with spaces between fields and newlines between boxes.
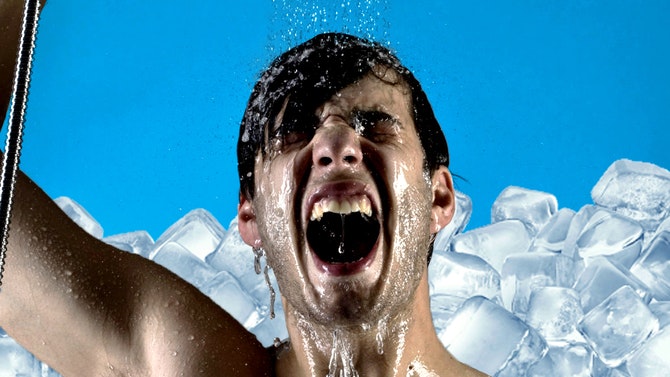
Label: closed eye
xmin=351 ymin=110 xmax=400 ymax=141
xmin=267 ymin=103 xmax=319 ymax=153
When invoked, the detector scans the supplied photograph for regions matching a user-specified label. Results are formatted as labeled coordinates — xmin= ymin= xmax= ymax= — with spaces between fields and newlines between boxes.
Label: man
xmin=0 ymin=1 xmax=485 ymax=376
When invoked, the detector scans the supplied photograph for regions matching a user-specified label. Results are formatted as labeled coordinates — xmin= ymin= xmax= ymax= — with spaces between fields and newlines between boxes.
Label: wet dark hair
xmin=237 ymin=32 xmax=450 ymax=201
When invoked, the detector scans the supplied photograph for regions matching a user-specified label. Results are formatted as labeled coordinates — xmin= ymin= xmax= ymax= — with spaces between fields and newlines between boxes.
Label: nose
xmin=311 ymin=122 xmax=363 ymax=172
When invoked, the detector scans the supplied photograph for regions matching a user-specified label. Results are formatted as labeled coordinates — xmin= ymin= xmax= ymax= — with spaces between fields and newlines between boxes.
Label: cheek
xmin=257 ymin=158 xmax=296 ymax=217
xmin=387 ymin=153 xmax=433 ymax=270
xmin=384 ymin=147 xmax=430 ymax=204
xmin=254 ymin=158 xmax=301 ymax=269
xmin=394 ymin=182 xmax=433 ymax=254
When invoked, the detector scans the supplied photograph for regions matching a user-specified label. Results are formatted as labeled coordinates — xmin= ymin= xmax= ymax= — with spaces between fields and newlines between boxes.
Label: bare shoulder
xmin=0 ymin=171 xmax=273 ymax=376
xmin=114 ymin=257 xmax=276 ymax=376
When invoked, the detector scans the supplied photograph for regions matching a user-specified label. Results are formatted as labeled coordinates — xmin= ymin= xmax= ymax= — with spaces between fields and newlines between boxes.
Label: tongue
xmin=307 ymin=212 xmax=380 ymax=264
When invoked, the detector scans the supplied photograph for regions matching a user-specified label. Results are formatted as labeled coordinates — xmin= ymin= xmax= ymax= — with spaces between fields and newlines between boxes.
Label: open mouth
xmin=306 ymin=196 xmax=381 ymax=266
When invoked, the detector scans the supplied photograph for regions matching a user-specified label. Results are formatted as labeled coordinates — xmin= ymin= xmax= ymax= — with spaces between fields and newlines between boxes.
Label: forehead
xmin=315 ymin=70 xmax=413 ymax=117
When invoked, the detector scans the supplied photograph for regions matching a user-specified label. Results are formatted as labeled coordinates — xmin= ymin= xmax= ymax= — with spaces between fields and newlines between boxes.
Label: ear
xmin=430 ymin=166 xmax=456 ymax=234
xmin=238 ymin=194 xmax=262 ymax=248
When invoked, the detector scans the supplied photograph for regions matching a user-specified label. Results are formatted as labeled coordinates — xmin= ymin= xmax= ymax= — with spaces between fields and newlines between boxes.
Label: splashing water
xmin=375 ymin=321 xmax=386 ymax=355
xmin=253 ymin=246 xmax=264 ymax=275
xmin=253 ymin=247 xmax=277 ymax=320
xmin=375 ymin=332 xmax=384 ymax=355
xmin=327 ymin=330 xmax=360 ymax=377
xmin=264 ymin=264 xmax=277 ymax=319
xmin=339 ymin=214 xmax=346 ymax=254
xmin=269 ymin=0 xmax=391 ymax=54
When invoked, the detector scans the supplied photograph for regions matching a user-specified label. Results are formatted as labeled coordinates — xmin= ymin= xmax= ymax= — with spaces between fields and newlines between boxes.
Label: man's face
xmin=241 ymin=71 xmax=445 ymax=326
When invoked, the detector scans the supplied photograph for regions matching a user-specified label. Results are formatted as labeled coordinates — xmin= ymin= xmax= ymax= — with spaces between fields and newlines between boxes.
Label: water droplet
xmin=253 ymin=247 xmax=263 ymax=275
xmin=375 ymin=331 xmax=384 ymax=355
xmin=376 ymin=320 xmax=387 ymax=355
xmin=264 ymin=265 xmax=276 ymax=319
xmin=339 ymin=214 xmax=346 ymax=254
xmin=327 ymin=329 xmax=360 ymax=377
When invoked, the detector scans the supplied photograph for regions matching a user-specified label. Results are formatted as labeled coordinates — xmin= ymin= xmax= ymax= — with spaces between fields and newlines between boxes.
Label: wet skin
xmin=244 ymin=71 xmax=433 ymax=323
xmin=0 ymin=2 xmax=485 ymax=372
xmin=239 ymin=71 xmax=485 ymax=376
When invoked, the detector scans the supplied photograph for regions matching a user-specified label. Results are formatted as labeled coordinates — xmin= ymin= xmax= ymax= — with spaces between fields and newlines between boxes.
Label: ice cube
xmin=626 ymin=327 xmax=670 ymax=377
xmin=150 ymin=209 xmax=225 ymax=261
xmin=529 ymin=208 xmax=575 ymax=253
xmin=591 ymin=357 xmax=631 ymax=377
xmin=571 ymin=207 xmax=644 ymax=269
xmin=649 ymin=301 xmax=670 ymax=329
xmin=491 ymin=186 xmax=558 ymax=236
xmin=429 ymin=251 xmax=501 ymax=303
xmin=525 ymin=351 xmax=556 ymax=377
xmin=103 ymin=230 xmax=155 ymax=258
xmin=562 ymin=205 xmax=598 ymax=259
xmin=525 ymin=287 xmax=584 ymax=344
xmin=0 ymin=335 xmax=41 ymax=376
xmin=527 ymin=344 xmax=593 ymax=377
xmin=573 ymin=257 xmax=652 ymax=313
xmin=249 ymin=302 xmax=289 ymax=347
xmin=206 ymin=218 xmax=269 ymax=305
xmin=651 ymin=216 xmax=670 ymax=239
xmin=438 ymin=296 xmax=547 ymax=376
xmin=151 ymin=241 xmax=218 ymax=290
xmin=429 ymin=295 xmax=463 ymax=335
xmin=591 ymin=159 xmax=670 ymax=233
xmin=450 ymin=220 xmax=531 ymax=272
xmin=433 ymin=190 xmax=472 ymax=252
xmin=40 ymin=363 xmax=62 ymax=377
xmin=54 ymin=196 xmax=104 ymax=239
xmin=201 ymin=271 xmax=263 ymax=329
xmin=579 ymin=285 xmax=659 ymax=367
xmin=428 ymin=252 xmax=500 ymax=325
xmin=643 ymin=215 xmax=670 ymax=250
xmin=630 ymin=230 xmax=670 ymax=301
xmin=501 ymin=252 xmax=575 ymax=317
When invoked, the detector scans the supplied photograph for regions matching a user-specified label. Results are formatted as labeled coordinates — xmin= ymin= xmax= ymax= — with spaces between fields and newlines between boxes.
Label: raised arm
xmin=0 ymin=172 xmax=271 ymax=376
xmin=0 ymin=2 xmax=271 ymax=376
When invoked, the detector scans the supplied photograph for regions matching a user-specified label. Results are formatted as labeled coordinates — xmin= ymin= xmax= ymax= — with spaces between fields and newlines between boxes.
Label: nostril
xmin=343 ymin=155 xmax=357 ymax=164
xmin=319 ymin=156 xmax=333 ymax=166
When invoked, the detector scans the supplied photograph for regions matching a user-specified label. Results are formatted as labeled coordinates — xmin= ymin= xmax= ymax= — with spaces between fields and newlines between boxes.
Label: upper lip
xmin=302 ymin=179 xmax=380 ymax=226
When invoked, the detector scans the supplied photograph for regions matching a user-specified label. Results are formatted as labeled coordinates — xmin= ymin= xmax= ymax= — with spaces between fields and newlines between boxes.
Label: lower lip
xmin=311 ymin=239 xmax=379 ymax=276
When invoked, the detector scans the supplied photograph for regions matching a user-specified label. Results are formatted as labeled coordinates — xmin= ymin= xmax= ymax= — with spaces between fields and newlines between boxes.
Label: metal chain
xmin=0 ymin=0 xmax=41 ymax=288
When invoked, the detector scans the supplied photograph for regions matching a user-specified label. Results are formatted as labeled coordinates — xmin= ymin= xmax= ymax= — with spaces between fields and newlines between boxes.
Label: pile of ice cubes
xmin=1 ymin=158 xmax=669 ymax=376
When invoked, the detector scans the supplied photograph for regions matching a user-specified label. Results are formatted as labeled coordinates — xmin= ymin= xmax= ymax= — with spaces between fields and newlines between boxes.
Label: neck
xmin=274 ymin=274 xmax=453 ymax=377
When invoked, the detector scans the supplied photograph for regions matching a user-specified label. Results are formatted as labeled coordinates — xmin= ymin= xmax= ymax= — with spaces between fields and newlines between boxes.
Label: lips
xmin=304 ymin=183 xmax=381 ymax=274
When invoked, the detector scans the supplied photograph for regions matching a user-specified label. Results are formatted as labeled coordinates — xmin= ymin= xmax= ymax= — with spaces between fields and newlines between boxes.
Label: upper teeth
xmin=310 ymin=196 xmax=372 ymax=221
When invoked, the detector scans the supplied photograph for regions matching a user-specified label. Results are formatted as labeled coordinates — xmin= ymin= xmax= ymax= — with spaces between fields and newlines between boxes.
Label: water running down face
xmin=239 ymin=71 xmax=455 ymax=326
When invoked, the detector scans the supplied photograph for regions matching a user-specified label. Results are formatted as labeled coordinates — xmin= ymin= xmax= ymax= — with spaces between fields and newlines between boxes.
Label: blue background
xmin=3 ymin=0 xmax=669 ymax=239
